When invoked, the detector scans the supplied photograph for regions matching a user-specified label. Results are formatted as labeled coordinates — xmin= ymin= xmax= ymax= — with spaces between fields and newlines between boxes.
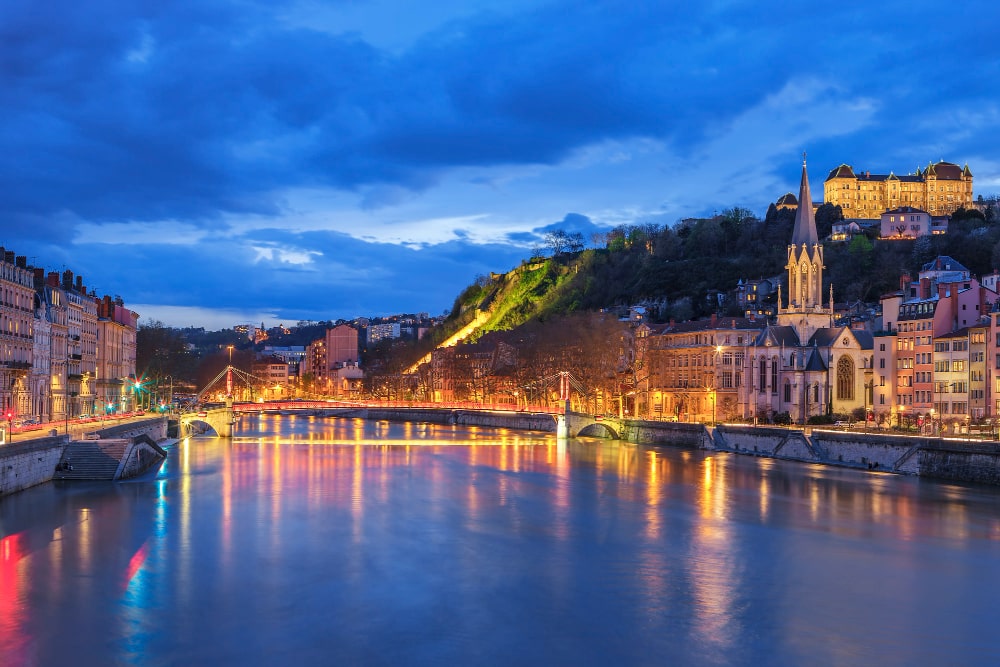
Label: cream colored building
xmin=825 ymin=161 xmax=972 ymax=219
xmin=1 ymin=250 xmax=35 ymax=420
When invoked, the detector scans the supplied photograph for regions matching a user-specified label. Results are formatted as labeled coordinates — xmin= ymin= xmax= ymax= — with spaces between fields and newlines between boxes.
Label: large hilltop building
xmin=824 ymin=160 xmax=973 ymax=219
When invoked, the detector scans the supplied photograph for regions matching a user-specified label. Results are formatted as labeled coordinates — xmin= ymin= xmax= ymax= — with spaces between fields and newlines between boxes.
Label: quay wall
xmin=605 ymin=419 xmax=1000 ymax=484
xmin=620 ymin=421 xmax=705 ymax=448
xmin=918 ymin=442 xmax=1000 ymax=485
xmin=0 ymin=436 xmax=67 ymax=497
xmin=278 ymin=407 xmax=1000 ymax=486
xmin=96 ymin=417 xmax=168 ymax=442
xmin=2 ymin=419 xmax=170 ymax=497
xmin=117 ymin=435 xmax=170 ymax=480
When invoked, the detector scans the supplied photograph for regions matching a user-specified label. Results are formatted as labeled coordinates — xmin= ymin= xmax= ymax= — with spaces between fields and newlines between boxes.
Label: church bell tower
xmin=778 ymin=154 xmax=833 ymax=339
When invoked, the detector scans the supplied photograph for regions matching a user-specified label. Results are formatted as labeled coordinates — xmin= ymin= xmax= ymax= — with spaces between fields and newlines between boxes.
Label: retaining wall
xmin=117 ymin=435 xmax=169 ymax=480
xmin=0 ymin=436 xmax=67 ymax=497
xmin=918 ymin=442 xmax=1000 ymax=485
xmin=620 ymin=421 xmax=705 ymax=448
xmin=96 ymin=417 xmax=168 ymax=442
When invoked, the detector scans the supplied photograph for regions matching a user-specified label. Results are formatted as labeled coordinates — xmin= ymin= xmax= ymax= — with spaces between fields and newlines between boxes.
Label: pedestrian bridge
xmin=177 ymin=402 xmax=627 ymax=440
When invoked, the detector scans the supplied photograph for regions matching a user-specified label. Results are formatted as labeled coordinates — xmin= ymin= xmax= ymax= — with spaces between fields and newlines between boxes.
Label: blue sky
xmin=3 ymin=0 xmax=999 ymax=330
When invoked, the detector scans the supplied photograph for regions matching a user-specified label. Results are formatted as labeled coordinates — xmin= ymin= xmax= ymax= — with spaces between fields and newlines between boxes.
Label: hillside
xmin=391 ymin=206 xmax=1000 ymax=372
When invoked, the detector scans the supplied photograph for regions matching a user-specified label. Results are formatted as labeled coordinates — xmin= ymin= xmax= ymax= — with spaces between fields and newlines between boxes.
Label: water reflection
xmin=0 ymin=415 xmax=999 ymax=665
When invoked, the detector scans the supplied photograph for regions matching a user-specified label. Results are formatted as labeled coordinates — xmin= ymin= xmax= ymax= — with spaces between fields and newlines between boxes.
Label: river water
xmin=2 ymin=414 xmax=1000 ymax=666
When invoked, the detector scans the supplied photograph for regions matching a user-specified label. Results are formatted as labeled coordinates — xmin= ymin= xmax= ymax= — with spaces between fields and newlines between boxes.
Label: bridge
xmin=562 ymin=412 xmax=625 ymax=439
xmin=185 ymin=400 xmax=625 ymax=440
xmin=179 ymin=406 xmax=237 ymax=437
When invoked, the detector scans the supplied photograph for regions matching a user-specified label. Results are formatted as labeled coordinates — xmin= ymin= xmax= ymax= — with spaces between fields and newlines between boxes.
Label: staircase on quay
xmin=53 ymin=439 xmax=130 ymax=481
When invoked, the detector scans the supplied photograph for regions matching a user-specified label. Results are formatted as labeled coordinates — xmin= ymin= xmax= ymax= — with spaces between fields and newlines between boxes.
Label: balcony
xmin=0 ymin=361 xmax=31 ymax=370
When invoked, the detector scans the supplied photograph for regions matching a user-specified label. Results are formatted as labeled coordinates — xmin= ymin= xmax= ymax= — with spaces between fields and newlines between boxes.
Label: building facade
xmin=1 ymin=251 xmax=35 ymax=420
xmin=824 ymin=160 xmax=973 ymax=219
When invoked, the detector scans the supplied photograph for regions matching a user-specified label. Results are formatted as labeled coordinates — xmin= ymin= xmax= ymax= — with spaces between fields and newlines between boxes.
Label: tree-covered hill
xmin=417 ymin=204 xmax=1000 ymax=350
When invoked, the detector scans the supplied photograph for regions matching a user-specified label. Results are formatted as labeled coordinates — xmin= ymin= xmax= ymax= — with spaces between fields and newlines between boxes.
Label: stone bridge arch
xmin=180 ymin=407 xmax=235 ymax=438
xmin=563 ymin=412 xmax=623 ymax=439
xmin=575 ymin=422 xmax=621 ymax=439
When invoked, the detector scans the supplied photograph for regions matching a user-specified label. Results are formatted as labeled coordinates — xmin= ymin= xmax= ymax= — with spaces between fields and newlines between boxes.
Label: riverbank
xmin=0 ymin=417 xmax=170 ymax=498
xmin=319 ymin=406 xmax=1000 ymax=486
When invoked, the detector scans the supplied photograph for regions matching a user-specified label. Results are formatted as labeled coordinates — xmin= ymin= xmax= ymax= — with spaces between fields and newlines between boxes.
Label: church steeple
xmin=779 ymin=153 xmax=832 ymax=341
xmin=791 ymin=153 xmax=819 ymax=247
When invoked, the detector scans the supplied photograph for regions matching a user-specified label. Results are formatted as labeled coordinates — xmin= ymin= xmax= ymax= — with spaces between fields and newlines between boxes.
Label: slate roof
xmin=921 ymin=256 xmax=969 ymax=274
xmin=755 ymin=325 xmax=801 ymax=347
xmin=804 ymin=348 xmax=828 ymax=371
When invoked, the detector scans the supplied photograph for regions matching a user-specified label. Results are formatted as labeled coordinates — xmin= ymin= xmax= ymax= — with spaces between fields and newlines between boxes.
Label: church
xmin=744 ymin=157 xmax=874 ymax=423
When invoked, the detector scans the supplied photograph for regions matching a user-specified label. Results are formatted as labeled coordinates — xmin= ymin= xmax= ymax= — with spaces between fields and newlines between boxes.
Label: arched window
xmin=783 ymin=379 xmax=792 ymax=403
xmin=837 ymin=356 xmax=855 ymax=400
xmin=771 ymin=357 xmax=778 ymax=394
xmin=759 ymin=357 xmax=766 ymax=391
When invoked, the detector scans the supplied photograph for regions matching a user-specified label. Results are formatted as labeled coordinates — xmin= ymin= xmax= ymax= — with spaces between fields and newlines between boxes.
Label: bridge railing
xmin=234 ymin=400 xmax=563 ymax=415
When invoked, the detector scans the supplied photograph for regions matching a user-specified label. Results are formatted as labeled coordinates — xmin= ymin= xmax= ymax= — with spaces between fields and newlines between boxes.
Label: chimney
xmin=16 ymin=255 xmax=27 ymax=268
xmin=920 ymin=277 xmax=931 ymax=300
xmin=47 ymin=271 xmax=60 ymax=288
xmin=33 ymin=268 xmax=44 ymax=289
xmin=710 ymin=313 xmax=717 ymax=327
xmin=62 ymin=270 xmax=73 ymax=289
xmin=4 ymin=251 xmax=14 ymax=264
xmin=76 ymin=275 xmax=83 ymax=292
xmin=900 ymin=273 xmax=911 ymax=291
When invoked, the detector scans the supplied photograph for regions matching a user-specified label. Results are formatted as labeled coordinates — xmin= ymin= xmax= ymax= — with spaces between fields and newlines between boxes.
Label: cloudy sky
xmin=3 ymin=1 xmax=999 ymax=330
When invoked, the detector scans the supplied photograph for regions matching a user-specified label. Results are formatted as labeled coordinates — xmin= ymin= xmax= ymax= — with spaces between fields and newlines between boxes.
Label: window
xmin=771 ymin=358 xmax=778 ymax=395
xmin=837 ymin=356 xmax=855 ymax=401
xmin=783 ymin=380 xmax=792 ymax=403
xmin=759 ymin=357 xmax=766 ymax=391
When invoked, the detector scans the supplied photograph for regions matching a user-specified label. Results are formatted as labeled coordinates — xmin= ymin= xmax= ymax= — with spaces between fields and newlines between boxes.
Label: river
xmin=2 ymin=414 xmax=1000 ymax=666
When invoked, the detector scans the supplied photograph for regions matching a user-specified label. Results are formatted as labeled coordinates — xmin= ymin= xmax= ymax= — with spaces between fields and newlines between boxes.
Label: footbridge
xmin=177 ymin=400 xmax=628 ymax=440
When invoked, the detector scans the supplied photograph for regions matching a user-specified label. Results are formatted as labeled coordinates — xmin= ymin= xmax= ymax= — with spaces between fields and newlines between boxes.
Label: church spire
xmin=791 ymin=152 xmax=819 ymax=247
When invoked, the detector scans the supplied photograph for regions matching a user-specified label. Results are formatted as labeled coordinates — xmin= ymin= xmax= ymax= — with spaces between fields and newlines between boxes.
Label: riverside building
xmin=0 ymin=249 xmax=138 ymax=426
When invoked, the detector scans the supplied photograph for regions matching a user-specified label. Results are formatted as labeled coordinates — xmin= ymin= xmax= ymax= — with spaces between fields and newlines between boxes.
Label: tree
xmin=544 ymin=230 xmax=571 ymax=255
xmin=815 ymin=203 xmax=844 ymax=240
xmin=136 ymin=320 xmax=197 ymax=383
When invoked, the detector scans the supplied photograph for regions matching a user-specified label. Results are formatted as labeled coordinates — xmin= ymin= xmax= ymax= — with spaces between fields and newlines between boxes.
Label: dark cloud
xmin=2 ymin=0 xmax=999 ymax=327
xmin=4 ymin=0 xmax=998 ymax=225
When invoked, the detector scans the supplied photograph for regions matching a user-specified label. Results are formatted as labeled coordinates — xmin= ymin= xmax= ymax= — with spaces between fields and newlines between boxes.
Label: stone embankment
xmin=0 ymin=417 xmax=170 ymax=498
xmin=639 ymin=421 xmax=1000 ymax=485
xmin=335 ymin=407 xmax=1000 ymax=486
